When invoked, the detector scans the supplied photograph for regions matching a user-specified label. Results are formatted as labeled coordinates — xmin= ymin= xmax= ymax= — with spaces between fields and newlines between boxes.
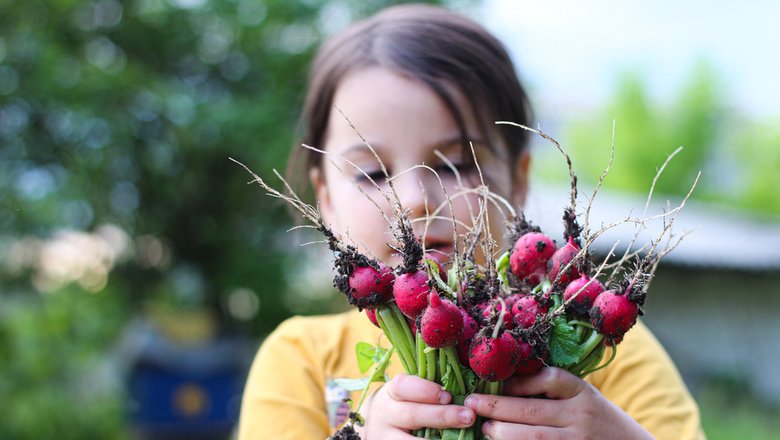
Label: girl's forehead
xmin=325 ymin=67 xmax=482 ymax=154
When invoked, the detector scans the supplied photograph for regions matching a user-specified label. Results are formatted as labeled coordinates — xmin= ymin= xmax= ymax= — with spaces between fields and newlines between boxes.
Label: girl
xmin=238 ymin=4 xmax=705 ymax=439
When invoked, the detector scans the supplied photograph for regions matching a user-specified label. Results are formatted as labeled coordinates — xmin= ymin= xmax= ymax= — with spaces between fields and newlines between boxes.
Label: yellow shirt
xmin=237 ymin=310 xmax=706 ymax=439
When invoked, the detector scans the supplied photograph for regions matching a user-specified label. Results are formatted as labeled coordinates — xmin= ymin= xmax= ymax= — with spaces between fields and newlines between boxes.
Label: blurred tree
xmin=728 ymin=117 xmax=780 ymax=217
xmin=542 ymin=60 xmax=779 ymax=218
xmin=559 ymin=61 xmax=723 ymax=198
xmin=1 ymin=0 xmax=447 ymax=334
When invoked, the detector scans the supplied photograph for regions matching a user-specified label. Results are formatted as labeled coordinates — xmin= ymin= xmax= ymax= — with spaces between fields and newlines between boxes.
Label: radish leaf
xmin=355 ymin=342 xmax=388 ymax=374
xmin=333 ymin=377 xmax=370 ymax=391
xmin=548 ymin=316 xmax=586 ymax=368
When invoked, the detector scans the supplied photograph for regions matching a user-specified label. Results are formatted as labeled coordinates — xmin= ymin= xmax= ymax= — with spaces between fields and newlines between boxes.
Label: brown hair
xmin=287 ymin=3 xmax=533 ymax=195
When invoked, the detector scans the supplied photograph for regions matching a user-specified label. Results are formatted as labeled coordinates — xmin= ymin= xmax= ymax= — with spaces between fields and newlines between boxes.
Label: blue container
xmin=127 ymin=332 xmax=253 ymax=440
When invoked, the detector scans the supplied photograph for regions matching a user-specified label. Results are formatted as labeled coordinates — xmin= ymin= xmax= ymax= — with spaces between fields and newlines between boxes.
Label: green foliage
xmin=561 ymin=61 xmax=722 ymax=197
xmin=727 ymin=118 xmax=780 ymax=217
xmin=0 ymin=0 xmax=447 ymax=331
xmin=698 ymin=377 xmax=780 ymax=440
xmin=551 ymin=60 xmax=779 ymax=217
xmin=0 ymin=286 xmax=130 ymax=439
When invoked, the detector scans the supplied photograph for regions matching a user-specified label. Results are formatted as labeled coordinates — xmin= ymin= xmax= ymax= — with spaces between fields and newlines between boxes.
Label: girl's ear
xmin=512 ymin=150 xmax=531 ymax=209
xmin=310 ymin=167 xmax=335 ymax=223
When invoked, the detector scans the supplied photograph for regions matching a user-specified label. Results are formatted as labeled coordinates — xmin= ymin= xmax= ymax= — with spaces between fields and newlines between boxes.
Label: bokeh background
xmin=1 ymin=0 xmax=778 ymax=438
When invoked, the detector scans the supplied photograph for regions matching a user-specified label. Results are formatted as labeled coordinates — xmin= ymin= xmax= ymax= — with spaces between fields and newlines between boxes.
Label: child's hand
xmin=356 ymin=374 xmax=476 ymax=438
xmin=464 ymin=367 xmax=654 ymax=439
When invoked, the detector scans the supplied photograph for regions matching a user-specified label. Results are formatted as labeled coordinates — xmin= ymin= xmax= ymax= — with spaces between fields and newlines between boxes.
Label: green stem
xmin=439 ymin=348 xmax=447 ymax=383
xmin=416 ymin=333 xmax=426 ymax=377
xmin=389 ymin=305 xmax=418 ymax=365
xmin=354 ymin=346 xmax=395 ymax=414
xmin=579 ymin=329 xmax=605 ymax=358
xmin=570 ymin=319 xmax=594 ymax=329
xmin=580 ymin=342 xmax=617 ymax=377
xmin=443 ymin=346 xmax=466 ymax=394
xmin=486 ymin=380 xmax=501 ymax=395
xmin=426 ymin=347 xmax=437 ymax=382
xmin=424 ymin=259 xmax=456 ymax=298
xmin=376 ymin=307 xmax=414 ymax=373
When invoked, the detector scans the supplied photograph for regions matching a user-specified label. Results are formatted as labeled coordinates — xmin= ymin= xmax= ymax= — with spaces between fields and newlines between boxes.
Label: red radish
xmin=514 ymin=338 xmax=546 ymax=375
xmin=420 ymin=291 xmax=463 ymax=348
xmin=469 ymin=331 xmax=520 ymax=381
xmin=504 ymin=293 xmax=527 ymax=308
xmin=563 ymin=274 xmax=605 ymax=315
xmin=364 ymin=308 xmax=380 ymax=328
xmin=481 ymin=300 xmax=514 ymax=330
xmin=347 ymin=264 xmax=394 ymax=309
xmin=393 ymin=270 xmax=432 ymax=319
xmin=590 ymin=290 xmax=639 ymax=339
xmin=510 ymin=232 xmax=557 ymax=285
xmin=456 ymin=309 xmax=480 ymax=365
xmin=547 ymin=237 xmax=581 ymax=286
xmin=511 ymin=296 xmax=549 ymax=329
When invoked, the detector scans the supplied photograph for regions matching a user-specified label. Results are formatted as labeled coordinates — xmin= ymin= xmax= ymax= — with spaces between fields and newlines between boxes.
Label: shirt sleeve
xmin=236 ymin=317 xmax=331 ymax=440
xmin=589 ymin=321 xmax=707 ymax=440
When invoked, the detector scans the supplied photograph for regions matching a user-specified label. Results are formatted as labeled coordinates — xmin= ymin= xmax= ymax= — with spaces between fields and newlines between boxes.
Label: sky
xmin=479 ymin=0 xmax=780 ymax=118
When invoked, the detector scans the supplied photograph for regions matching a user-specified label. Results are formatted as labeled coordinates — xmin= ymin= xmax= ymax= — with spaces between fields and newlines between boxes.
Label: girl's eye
xmin=434 ymin=162 xmax=470 ymax=176
xmin=355 ymin=169 xmax=387 ymax=183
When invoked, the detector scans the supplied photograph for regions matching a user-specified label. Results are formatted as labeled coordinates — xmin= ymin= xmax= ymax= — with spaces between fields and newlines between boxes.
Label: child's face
xmin=312 ymin=67 xmax=529 ymax=266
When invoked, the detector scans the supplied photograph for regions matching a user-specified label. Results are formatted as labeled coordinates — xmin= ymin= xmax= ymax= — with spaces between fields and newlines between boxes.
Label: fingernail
xmin=463 ymin=395 xmax=476 ymax=408
xmin=459 ymin=409 xmax=474 ymax=424
xmin=482 ymin=421 xmax=493 ymax=436
xmin=439 ymin=390 xmax=451 ymax=404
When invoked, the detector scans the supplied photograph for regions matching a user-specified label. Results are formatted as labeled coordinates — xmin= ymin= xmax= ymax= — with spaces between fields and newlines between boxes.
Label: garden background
xmin=1 ymin=0 xmax=778 ymax=438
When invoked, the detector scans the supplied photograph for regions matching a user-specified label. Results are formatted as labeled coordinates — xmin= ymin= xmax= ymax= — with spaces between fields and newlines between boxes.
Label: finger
xmin=385 ymin=374 xmax=452 ymax=404
xmin=463 ymin=394 xmax=567 ymax=427
xmin=482 ymin=420 xmax=569 ymax=440
xmin=503 ymin=367 xmax=586 ymax=400
xmin=389 ymin=401 xmax=475 ymax=430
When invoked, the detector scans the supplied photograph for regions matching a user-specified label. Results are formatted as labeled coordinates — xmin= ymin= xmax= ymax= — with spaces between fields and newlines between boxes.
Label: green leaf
xmin=333 ymin=378 xmax=371 ymax=392
xmin=355 ymin=341 xmax=388 ymax=374
xmin=548 ymin=316 xmax=587 ymax=368
xmin=462 ymin=368 xmax=479 ymax=394
xmin=442 ymin=428 xmax=473 ymax=440
xmin=440 ymin=362 xmax=457 ymax=393
xmin=495 ymin=251 xmax=510 ymax=287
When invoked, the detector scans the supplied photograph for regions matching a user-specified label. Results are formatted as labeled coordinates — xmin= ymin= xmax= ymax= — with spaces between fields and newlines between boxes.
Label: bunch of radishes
xmin=326 ymin=202 xmax=653 ymax=440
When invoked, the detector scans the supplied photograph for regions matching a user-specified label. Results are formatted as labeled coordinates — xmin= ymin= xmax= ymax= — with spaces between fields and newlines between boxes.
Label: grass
xmin=697 ymin=379 xmax=780 ymax=440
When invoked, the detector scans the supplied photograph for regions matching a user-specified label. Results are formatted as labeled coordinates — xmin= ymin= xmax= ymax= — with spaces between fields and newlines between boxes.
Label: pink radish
xmin=514 ymin=338 xmax=546 ymax=375
xmin=511 ymin=296 xmax=549 ymax=329
xmin=456 ymin=309 xmax=480 ymax=365
xmin=393 ymin=270 xmax=432 ymax=319
xmin=481 ymin=300 xmax=514 ymax=330
xmin=563 ymin=274 xmax=605 ymax=315
xmin=347 ymin=264 xmax=394 ymax=309
xmin=590 ymin=290 xmax=639 ymax=339
xmin=420 ymin=291 xmax=463 ymax=348
xmin=364 ymin=308 xmax=380 ymax=328
xmin=547 ymin=237 xmax=581 ymax=286
xmin=469 ymin=331 xmax=521 ymax=381
xmin=509 ymin=232 xmax=557 ymax=285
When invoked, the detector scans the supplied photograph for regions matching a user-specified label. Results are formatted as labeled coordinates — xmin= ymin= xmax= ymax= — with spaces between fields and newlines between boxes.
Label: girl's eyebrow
xmin=431 ymin=135 xmax=486 ymax=151
xmin=335 ymin=142 xmax=387 ymax=158
xmin=335 ymin=135 xmax=488 ymax=157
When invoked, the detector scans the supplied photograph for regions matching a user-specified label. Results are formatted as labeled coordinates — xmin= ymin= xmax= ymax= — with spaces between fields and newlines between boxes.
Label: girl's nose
xmin=393 ymin=168 xmax=444 ymax=222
